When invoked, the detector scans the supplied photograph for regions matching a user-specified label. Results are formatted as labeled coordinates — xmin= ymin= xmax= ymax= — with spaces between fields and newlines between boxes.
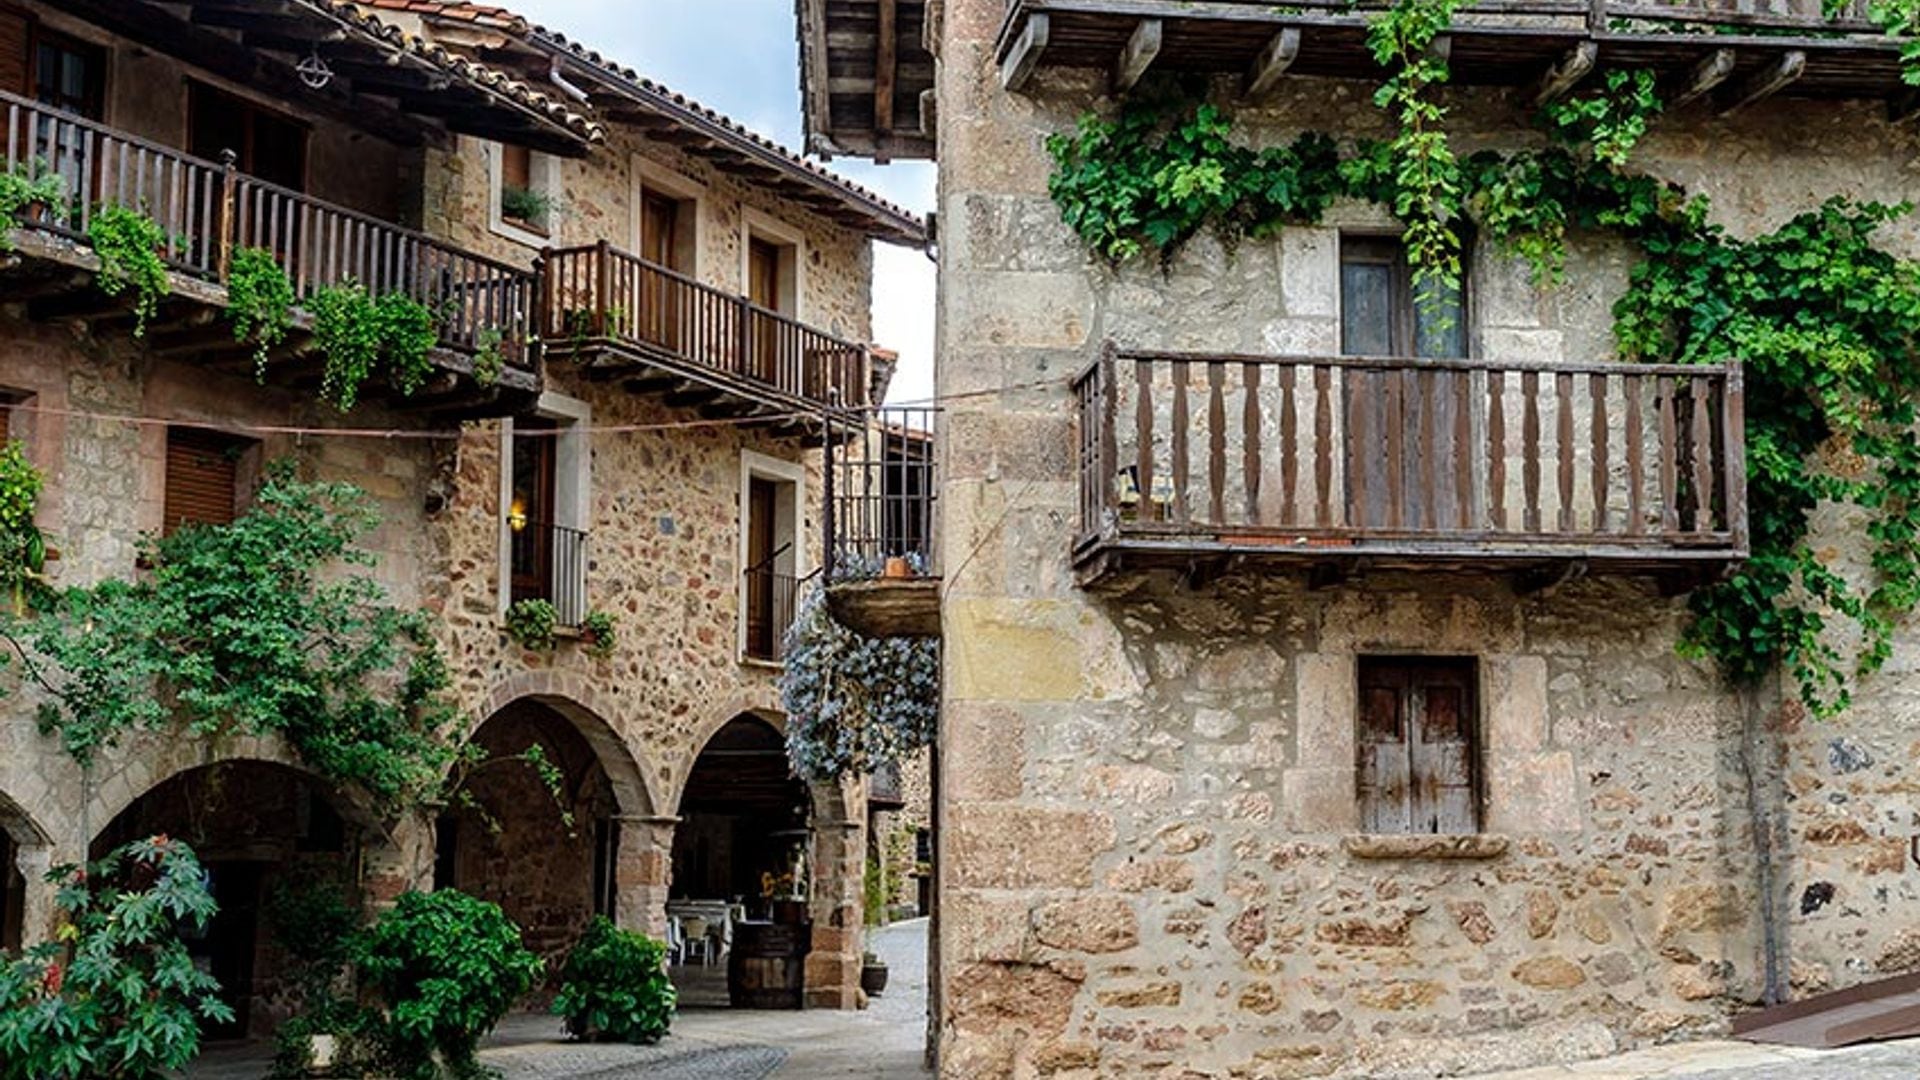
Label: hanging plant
xmin=225 ymin=246 xmax=296 ymax=378
xmin=87 ymin=205 xmax=172 ymax=337
xmin=778 ymin=584 xmax=938 ymax=782
xmin=308 ymin=281 xmax=441 ymax=411
xmin=471 ymin=327 xmax=507 ymax=388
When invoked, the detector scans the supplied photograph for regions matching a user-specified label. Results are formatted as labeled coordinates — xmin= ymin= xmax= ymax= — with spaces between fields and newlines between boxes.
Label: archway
xmin=89 ymin=760 xmax=367 ymax=1040
xmin=436 ymin=695 xmax=649 ymax=975
xmin=0 ymin=790 xmax=48 ymax=954
xmin=669 ymin=713 xmax=814 ymax=1007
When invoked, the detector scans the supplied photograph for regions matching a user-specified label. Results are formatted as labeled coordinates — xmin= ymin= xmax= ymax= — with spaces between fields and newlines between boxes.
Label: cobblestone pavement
xmin=185 ymin=918 xmax=932 ymax=1080
xmin=1476 ymin=1036 xmax=1920 ymax=1079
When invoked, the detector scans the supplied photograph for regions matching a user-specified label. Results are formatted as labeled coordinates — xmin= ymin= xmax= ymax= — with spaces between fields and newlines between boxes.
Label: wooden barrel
xmin=729 ymin=919 xmax=809 ymax=1009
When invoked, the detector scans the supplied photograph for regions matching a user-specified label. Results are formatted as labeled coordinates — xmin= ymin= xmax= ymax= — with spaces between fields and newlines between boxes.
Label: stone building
xmin=799 ymin=0 xmax=1920 ymax=1076
xmin=0 ymin=0 xmax=921 ymax=1033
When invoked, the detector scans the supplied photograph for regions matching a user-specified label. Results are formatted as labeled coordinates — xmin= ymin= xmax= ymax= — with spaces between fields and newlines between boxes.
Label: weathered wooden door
xmin=744 ymin=477 xmax=778 ymax=658
xmin=639 ymin=191 xmax=683 ymax=349
xmin=747 ymin=237 xmax=781 ymax=383
xmin=1357 ymin=657 xmax=1478 ymax=834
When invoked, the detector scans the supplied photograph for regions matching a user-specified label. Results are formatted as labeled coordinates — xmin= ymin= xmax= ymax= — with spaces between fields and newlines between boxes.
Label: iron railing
xmin=510 ymin=520 xmax=590 ymax=628
xmin=826 ymin=407 xmax=939 ymax=578
xmin=541 ymin=241 xmax=871 ymax=410
xmin=743 ymin=559 xmax=806 ymax=662
xmin=0 ymin=88 xmax=535 ymax=367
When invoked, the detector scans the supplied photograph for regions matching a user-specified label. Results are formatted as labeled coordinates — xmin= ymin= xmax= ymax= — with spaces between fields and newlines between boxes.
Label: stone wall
xmin=418 ymin=127 xmax=875 ymax=345
xmin=934 ymin=0 xmax=1920 ymax=1073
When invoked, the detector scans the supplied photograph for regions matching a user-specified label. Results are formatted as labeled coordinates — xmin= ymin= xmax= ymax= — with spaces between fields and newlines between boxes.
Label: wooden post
xmin=216 ymin=148 xmax=238 ymax=281
xmin=594 ymin=238 xmax=613 ymax=338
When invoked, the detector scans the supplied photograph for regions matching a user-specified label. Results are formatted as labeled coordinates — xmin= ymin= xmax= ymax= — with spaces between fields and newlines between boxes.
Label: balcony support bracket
xmin=1719 ymin=49 xmax=1807 ymax=114
xmin=1533 ymin=41 xmax=1598 ymax=106
xmin=1002 ymin=13 xmax=1051 ymax=93
xmin=1669 ymin=48 xmax=1737 ymax=109
xmin=1114 ymin=19 xmax=1164 ymax=95
xmin=1245 ymin=29 xmax=1303 ymax=100
xmin=1516 ymin=559 xmax=1588 ymax=597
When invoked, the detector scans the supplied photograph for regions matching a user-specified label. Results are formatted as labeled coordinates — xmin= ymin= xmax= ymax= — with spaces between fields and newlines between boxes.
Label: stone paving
xmin=185 ymin=917 xmax=931 ymax=1080
xmin=1473 ymin=1036 xmax=1920 ymax=1079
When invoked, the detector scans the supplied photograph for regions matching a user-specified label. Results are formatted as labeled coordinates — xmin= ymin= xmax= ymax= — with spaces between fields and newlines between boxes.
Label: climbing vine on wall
xmin=0 ymin=440 xmax=46 ymax=618
xmin=1046 ymin=56 xmax=1920 ymax=716
xmin=0 ymin=465 xmax=462 ymax=810
xmin=778 ymin=585 xmax=938 ymax=782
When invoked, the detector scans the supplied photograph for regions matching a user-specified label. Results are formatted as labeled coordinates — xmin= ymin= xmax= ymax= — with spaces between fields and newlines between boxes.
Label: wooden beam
xmin=1669 ymin=48 xmax=1736 ymax=108
xmin=1113 ymin=19 xmax=1163 ymax=95
xmin=1533 ymin=40 xmax=1597 ymax=106
xmin=1720 ymin=49 xmax=1806 ymax=114
xmin=1000 ymin=12 xmax=1050 ymax=93
xmin=1243 ymin=28 xmax=1301 ymax=99
xmin=875 ymin=0 xmax=898 ymax=140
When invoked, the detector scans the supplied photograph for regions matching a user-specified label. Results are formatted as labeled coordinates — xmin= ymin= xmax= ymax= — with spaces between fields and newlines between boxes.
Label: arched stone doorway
xmin=436 ymin=695 xmax=656 ymax=975
xmin=89 ymin=760 xmax=368 ymax=1040
xmin=672 ymin=714 xmax=811 ymax=906
xmin=0 ymin=790 xmax=50 ymax=953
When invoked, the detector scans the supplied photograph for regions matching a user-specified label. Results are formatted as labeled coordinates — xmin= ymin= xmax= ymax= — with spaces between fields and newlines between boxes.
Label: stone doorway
xmin=1 ymin=824 xmax=22 ymax=952
xmin=89 ymin=760 xmax=364 ymax=1040
xmin=670 ymin=713 xmax=812 ymax=1007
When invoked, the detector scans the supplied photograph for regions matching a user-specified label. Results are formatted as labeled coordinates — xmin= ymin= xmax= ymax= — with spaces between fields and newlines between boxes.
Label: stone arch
xmin=87 ymin=733 xmax=380 ymax=842
xmin=673 ymin=688 xmax=856 ymax=825
xmin=473 ymin=672 xmax=658 ymax=818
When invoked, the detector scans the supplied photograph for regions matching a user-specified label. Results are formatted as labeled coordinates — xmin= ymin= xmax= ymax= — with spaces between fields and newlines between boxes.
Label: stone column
xmin=615 ymin=814 xmax=677 ymax=938
xmin=362 ymin=810 xmax=435 ymax=909
xmin=805 ymin=779 xmax=865 ymax=1009
xmin=14 ymin=843 xmax=57 ymax=947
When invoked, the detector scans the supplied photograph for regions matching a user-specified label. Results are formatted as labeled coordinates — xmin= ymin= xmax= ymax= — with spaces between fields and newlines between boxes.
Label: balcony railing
xmin=0 ymin=89 xmax=535 ymax=369
xmin=827 ymin=407 xmax=939 ymax=578
xmin=541 ymin=241 xmax=871 ymax=410
xmin=744 ymin=560 xmax=806 ymax=662
xmin=510 ymin=520 xmax=590 ymax=628
xmin=1073 ymin=345 xmax=1747 ymax=578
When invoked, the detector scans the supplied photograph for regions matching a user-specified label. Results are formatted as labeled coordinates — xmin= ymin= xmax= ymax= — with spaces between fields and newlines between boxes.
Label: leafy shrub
xmin=88 ymin=205 xmax=172 ymax=337
xmin=504 ymin=597 xmax=558 ymax=651
xmin=550 ymin=916 xmax=675 ymax=1044
xmin=0 ymin=160 xmax=67 ymax=247
xmin=356 ymin=890 xmax=543 ymax=1080
xmin=0 ymin=836 xmax=234 ymax=1080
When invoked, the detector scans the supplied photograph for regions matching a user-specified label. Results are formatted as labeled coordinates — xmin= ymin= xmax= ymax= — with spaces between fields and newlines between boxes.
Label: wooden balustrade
xmin=542 ymin=241 xmax=871 ymax=410
xmin=1074 ymin=346 xmax=1748 ymax=573
xmin=0 ymin=88 xmax=533 ymax=369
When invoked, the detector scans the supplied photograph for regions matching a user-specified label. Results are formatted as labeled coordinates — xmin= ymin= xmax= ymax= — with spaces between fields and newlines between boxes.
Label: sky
xmin=508 ymin=0 xmax=939 ymax=405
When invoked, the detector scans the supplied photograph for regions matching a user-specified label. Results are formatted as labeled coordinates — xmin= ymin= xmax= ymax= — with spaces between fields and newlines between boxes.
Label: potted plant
xmin=860 ymin=950 xmax=890 ymax=996
xmin=504 ymin=597 xmax=558 ymax=651
xmin=580 ymin=608 xmax=617 ymax=659
xmin=500 ymin=184 xmax=554 ymax=231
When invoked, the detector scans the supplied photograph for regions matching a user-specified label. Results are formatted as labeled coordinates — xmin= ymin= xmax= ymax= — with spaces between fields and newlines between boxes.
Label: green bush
xmin=0 ymin=836 xmax=234 ymax=1080
xmin=356 ymin=890 xmax=543 ymax=1080
xmin=551 ymin=916 xmax=675 ymax=1044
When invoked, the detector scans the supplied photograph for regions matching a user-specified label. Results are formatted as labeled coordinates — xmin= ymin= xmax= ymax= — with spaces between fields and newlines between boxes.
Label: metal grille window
xmin=1356 ymin=656 xmax=1481 ymax=835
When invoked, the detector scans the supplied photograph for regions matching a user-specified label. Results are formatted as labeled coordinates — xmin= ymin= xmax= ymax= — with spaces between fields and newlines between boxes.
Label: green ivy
xmin=309 ymin=282 xmax=441 ymax=411
xmin=1365 ymin=0 xmax=1469 ymax=311
xmin=0 ymin=440 xmax=45 ymax=617
xmin=226 ymin=247 xmax=296 ymax=378
xmin=87 ymin=205 xmax=172 ymax=338
xmin=0 ymin=465 xmax=462 ymax=810
xmin=1045 ymin=72 xmax=1920 ymax=715
xmin=471 ymin=328 xmax=506 ymax=388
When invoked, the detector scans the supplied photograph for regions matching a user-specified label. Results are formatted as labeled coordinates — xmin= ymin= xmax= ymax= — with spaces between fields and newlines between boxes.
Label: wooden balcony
xmin=1072 ymin=345 xmax=1747 ymax=589
xmin=0 ymin=90 xmax=538 ymax=416
xmin=999 ymin=0 xmax=1909 ymax=111
xmin=541 ymin=242 xmax=872 ymax=431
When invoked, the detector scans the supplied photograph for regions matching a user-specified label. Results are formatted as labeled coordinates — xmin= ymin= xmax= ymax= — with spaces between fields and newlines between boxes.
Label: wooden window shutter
xmin=1357 ymin=657 xmax=1480 ymax=835
xmin=163 ymin=428 xmax=243 ymax=534
xmin=0 ymin=6 xmax=30 ymax=99
xmin=501 ymin=144 xmax=532 ymax=191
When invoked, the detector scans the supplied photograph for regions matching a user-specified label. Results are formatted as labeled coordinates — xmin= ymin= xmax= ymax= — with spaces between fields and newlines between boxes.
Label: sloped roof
xmin=351 ymin=0 xmax=926 ymax=245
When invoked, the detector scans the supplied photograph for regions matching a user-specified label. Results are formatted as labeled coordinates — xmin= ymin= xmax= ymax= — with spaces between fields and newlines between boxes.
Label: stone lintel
xmin=1342 ymin=834 xmax=1512 ymax=860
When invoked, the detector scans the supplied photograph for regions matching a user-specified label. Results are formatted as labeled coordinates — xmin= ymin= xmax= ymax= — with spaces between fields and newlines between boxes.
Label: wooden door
xmin=639 ymin=192 xmax=682 ymax=350
xmin=744 ymin=477 xmax=777 ymax=658
xmin=1340 ymin=236 xmax=1468 ymax=532
xmin=509 ymin=419 xmax=556 ymax=604
xmin=1357 ymin=657 xmax=1478 ymax=835
xmin=747 ymin=238 xmax=781 ymax=383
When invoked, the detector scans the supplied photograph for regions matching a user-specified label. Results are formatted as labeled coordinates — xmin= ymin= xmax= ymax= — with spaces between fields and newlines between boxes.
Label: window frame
xmin=32 ymin=25 xmax=106 ymax=120
xmin=161 ymin=426 xmax=259 ymax=536
xmin=736 ymin=449 xmax=806 ymax=665
xmin=1337 ymin=231 xmax=1471 ymax=360
xmin=497 ymin=392 xmax=591 ymax=622
xmin=486 ymin=139 xmax=559 ymax=248
xmin=1355 ymin=655 xmax=1483 ymax=836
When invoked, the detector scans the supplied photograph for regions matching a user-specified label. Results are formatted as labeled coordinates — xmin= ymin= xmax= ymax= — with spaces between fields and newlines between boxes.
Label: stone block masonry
xmin=931 ymin=0 xmax=1920 ymax=1073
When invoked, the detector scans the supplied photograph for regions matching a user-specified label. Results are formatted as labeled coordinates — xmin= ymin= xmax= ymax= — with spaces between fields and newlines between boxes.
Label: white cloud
xmin=509 ymin=0 xmax=937 ymax=406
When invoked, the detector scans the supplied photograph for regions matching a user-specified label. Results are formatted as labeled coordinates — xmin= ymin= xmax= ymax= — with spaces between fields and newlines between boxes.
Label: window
xmin=500 ymin=399 xmax=589 ymax=625
xmin=33 ymin=28 xmax=104 ymax=119
xmin=162 ymin=428 xmax=256 ymax=535
xmin=739 ymin=451 xmax=803 ymax=662
xmin=490 ymin=142 xmax=556 ymax=243
xmin=1356 ymin=656 xmax=1480 ymax=835
xmin=188 ymin=82 xmax=308 ymax=191
xmin=1339 ymin=234 xmax=1465 ymax=359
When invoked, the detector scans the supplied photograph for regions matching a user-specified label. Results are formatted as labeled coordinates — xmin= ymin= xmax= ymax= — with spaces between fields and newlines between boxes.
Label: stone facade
xmin=0 ymin=7 xmax=898 ymax=1018
xmin=933 ymin=0 xmax=1920 ymax=1073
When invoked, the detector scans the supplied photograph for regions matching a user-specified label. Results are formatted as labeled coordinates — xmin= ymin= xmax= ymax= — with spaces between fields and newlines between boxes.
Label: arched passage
xmin=436 ymin=694 xmax=652 ymax=973
xmin=0 ymin=790 xmax=50 ymax=953
xmin=90 ymin=760 xmax=368 ymax=1040
xmin=671 ymin=713 xmax=812 ymax=904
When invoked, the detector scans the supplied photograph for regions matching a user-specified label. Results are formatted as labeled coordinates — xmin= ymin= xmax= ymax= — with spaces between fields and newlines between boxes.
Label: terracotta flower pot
xmin=883 ymin=556 xmax=912 ymax=578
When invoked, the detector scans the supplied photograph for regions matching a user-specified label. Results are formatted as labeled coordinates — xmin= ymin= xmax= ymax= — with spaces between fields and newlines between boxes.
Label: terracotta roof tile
xmin=350 ymin=0 xmax=923 ymax=244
